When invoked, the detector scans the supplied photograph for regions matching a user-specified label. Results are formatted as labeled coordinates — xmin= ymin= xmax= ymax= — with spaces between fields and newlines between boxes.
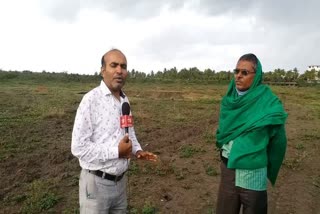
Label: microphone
xmin=120 ymin=102 xmax=133 ymax=135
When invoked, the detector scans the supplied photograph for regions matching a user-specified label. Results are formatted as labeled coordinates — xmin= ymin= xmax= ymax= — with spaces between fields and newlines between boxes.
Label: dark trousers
xmin=216 ymin=162 xmax=268 ymax=214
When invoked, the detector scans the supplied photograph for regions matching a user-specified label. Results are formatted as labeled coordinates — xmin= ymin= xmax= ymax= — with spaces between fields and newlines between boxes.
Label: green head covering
xmin=216 ymin=54 xmax=288 ymax=185
xmin=216 ymin=56 xmax=287 ymax=146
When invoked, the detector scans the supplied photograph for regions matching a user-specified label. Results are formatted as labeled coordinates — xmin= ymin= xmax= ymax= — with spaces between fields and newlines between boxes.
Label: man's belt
xmin=88 ymin=170 xmax=125 ymax=182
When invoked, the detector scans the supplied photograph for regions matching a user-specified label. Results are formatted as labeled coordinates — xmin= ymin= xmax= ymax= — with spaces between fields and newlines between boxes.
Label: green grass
xmin=203 ymin=131 xmax=215 ymax=144
xmin=180 ymin=145 xmax=205 ymax=158
xmin=205 ymin=165 xmax=218 ymax=176
xmin=21 ymin=179 xmax=60 ymax=213
xmin=141 ymin=201 xmax=157 ymax=214
xmin=128 ymin=201 xmax=157 ymax=214
xmin=128 ymin=161 xmax=140 ymax=175
xmin=295 ymin=143 xmax=305 ymax=150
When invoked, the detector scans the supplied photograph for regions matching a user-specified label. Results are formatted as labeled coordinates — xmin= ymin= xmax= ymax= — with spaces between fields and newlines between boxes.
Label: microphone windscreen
xmin=122 ymin=102 xmax=130 ymax=116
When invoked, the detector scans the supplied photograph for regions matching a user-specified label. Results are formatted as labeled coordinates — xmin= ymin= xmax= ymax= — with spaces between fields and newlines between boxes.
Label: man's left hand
xmin=136 ymin=151 xmax=157 ymax=162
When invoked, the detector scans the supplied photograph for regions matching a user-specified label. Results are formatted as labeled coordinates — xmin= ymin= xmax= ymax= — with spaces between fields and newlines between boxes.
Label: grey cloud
xmin=41 ymin=0 xmax=320 ymax=29
xmin=40 ymin=0 xmax=81 ymax=22
xmin=39 ymin=0 xmax=320 ymax=72
xmin=136 ymin=22 xmax=265 ymax=62
xmin=196 ymin=0 xmax=320 ymax=27
xmin=88 ymin=0 xmax=184 ymax=19
xmin=264 ymin=30 xmax=320 ymax=72
xmin=257 ymin=0 xmax=320 ymax=27
xmin=41 ymin=0 xmax=185 ymax=21
xmin=188 ymin=0 xmax=255 ymax=16
xmin=135 ymin=13 xmax=320 ymax=72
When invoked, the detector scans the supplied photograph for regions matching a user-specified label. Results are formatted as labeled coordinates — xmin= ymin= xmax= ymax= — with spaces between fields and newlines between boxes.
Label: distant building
xmin=307 ymin=65 xmax=320 ymax=71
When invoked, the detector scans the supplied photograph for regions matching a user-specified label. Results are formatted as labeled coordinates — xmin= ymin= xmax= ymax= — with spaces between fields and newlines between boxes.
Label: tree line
xmin=128 ymin=67 xmax=319 ymax=83
xmin=0 ymin=67 xmax=319 ymax=84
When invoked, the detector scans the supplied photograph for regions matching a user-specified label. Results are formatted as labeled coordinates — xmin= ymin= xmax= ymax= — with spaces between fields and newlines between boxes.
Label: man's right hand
xmin=118 ymin=134 xmax=132 ymax=159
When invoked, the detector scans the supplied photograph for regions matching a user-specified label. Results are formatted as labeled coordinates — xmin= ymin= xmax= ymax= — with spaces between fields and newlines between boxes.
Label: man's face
xmin=101 ymin=50 xmax=128 ymax=94
xmin=234 ymin=60 xmax=256 ymax=91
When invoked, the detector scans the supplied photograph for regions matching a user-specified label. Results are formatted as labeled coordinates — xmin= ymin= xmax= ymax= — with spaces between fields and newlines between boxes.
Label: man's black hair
xmin=101 ymin=48 xmax=125 ymax=69
xmin=101 ymin=55 xmax=105 ymax=68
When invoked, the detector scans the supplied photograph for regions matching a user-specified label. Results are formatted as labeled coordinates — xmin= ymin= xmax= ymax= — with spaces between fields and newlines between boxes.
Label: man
xmin=215 ymin=53 xmax=287 ymax=214
xmin=71 ymin=49 xmax=157 ymax=213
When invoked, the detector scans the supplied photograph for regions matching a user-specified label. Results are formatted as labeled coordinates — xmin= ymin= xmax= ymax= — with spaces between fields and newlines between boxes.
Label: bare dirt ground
xmin=0 ymin=82 xmax=319 ymax=214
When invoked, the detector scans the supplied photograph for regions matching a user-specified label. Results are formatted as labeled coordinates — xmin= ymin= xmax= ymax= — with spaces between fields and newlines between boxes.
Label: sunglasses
xmin=233 ymin=69 xmax=255 ymax=76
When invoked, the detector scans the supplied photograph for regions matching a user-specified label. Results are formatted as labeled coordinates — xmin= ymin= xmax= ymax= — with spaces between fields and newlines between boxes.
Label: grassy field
xmin=0 ymin=79 xmax=319 ymax=214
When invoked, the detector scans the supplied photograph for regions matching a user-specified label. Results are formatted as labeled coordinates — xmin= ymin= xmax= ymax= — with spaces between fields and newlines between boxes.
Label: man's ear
xmin=100 ymin=67 xmax=104 ymax=77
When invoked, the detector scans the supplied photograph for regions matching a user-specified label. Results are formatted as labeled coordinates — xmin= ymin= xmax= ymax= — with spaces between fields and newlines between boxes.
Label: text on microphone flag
xmin=120 ymin=115 xmax=133 ymax=128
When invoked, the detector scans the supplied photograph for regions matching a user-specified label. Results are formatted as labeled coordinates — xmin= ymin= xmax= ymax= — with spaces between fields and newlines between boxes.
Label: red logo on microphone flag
xmin=120 ymin=115 xmax=133 ymax=128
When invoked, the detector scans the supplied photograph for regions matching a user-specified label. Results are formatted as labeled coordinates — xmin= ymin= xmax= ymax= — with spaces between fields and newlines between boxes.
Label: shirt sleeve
xmin=129 ymin=126 xmax=142 ymax=155
xmin=125 ymin=98 xmax=142 ymax=154
xmin=71 ymin=95 xmax=119 ymax=164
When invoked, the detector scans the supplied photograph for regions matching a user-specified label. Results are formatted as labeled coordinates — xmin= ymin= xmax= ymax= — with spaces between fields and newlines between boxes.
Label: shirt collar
xmin=236 ymin=88 xmax=248 ymax=96
xmin=100 ymin=80 xmax=126 ymax=98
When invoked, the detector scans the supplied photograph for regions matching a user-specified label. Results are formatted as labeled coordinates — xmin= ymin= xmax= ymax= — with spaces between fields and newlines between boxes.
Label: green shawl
xmin=216 ymin=59 xmax=288 ymax=185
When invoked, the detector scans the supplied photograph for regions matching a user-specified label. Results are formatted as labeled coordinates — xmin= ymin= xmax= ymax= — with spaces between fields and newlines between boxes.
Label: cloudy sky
xmin=0 ymin=0 xmax=319 ymax=75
